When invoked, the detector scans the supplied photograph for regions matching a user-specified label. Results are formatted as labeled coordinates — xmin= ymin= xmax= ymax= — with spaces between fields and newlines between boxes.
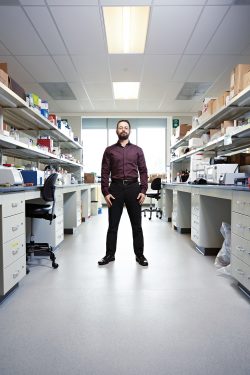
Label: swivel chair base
xmin=26 ymin=241 xmax=59 ymax=270
xmin=143 ymin=205 xmax=162 ymax=220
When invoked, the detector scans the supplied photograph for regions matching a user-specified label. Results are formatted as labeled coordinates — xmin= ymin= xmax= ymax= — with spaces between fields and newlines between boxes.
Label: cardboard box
xmin=8 ymin=77 xmax=26 ymax=101
xmin=0 ymin=63 xmax=8 ymax=74
xmin=209 ymin=129 xmax=221 ymax=141
xmin=221 ymin=120 xmax=234 ymax=135
xmin=230 ymin=64 xmax=250 ymax=97
xmin=243 ymin=70 xmax=250 ymax=90
xmin=175 ymin=124 xmax=192 ymax=139
xmin=212 ymin=91 xmax=229 ymax=113
xmin=189 ymin=138 xmax=203 ymax=148
xmin=84 ymin=173 xmax=95 ymax=183
xmin=0 ymin=68 xmax=8 ymax=86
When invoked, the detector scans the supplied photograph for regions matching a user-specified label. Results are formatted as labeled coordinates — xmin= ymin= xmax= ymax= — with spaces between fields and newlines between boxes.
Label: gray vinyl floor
xmin=0 ymin=208 xmax=249 ymax=375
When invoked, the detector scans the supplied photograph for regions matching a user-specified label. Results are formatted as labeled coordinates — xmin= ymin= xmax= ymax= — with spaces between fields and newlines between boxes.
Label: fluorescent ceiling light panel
xmin=113 ymin=82 xmax=140 ymax=100
xmin=103 ymin=6 xmax=150 ymax=54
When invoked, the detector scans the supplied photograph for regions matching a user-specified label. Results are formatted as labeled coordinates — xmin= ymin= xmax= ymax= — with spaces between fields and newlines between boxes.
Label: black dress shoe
xmin=136 ymin=255 xmax=148 ymax=266
xmin=98 ymin=254 xmax=115 ymax=265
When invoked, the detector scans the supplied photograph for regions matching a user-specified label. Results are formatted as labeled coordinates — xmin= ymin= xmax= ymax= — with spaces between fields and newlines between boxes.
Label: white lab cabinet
xmin=0 ymin=194 xmax=26 ymax=295
xmin=64 ymin=190 xmax=81 ymax=232
xmin=160 ymin=188 xmax=173 ymax=222
xmin=191 ymin=193 xmax=231 ymax=255
xmin=172 ymin=190 xmax=191 ymax=232
xmin=231 ymin=191 xmax=250 ymax=293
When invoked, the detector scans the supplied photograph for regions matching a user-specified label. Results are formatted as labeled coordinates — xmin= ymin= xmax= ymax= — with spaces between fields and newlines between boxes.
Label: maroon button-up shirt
xmin=101 ymin=141 xmax=148 ymax=197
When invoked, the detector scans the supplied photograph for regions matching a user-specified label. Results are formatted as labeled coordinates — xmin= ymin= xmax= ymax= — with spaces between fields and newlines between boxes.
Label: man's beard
xmin=118 ymin=133 xmax=129 ymax=140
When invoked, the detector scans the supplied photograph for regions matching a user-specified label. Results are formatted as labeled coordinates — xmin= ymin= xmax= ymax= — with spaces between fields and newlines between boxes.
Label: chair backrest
xmin=151 ymin=177 xmax=161 ymax=191
xmin=42 ymin=173 xmax=58 ymax=202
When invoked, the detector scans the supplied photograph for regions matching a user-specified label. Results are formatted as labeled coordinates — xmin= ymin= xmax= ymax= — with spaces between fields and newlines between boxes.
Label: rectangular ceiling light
xmin=113 ymin=82 xmax=140 ymax=100
xmin=103 ymin=6 xmax=150 ymax=54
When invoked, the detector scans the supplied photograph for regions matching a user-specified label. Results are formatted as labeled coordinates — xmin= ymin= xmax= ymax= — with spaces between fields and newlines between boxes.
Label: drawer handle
xmin=236 ymin=224 xmax=245 ymax=229
xmin=13 ymin=270 xmax=20 ymax=279
xmin=12 ymin=249 xmax=19 ymax=255
xmin=12 ymin=202 xmax=18 ymax=208
xmin=12 ymin=225 xmax=19 ymax=232
xmin=236 ymin=268 xmax=244 ymax=276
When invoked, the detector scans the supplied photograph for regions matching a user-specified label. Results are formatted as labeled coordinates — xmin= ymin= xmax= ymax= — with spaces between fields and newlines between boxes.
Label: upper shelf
xmin=0 ymin=82 xmax=82 ymax=150
xmin=0 ymin=134 xmax=83 ymax=168
xmin=171 ymin=124 xmax=250 ymax=163
xmin=171 ymin=84 xmax=250 ymax=151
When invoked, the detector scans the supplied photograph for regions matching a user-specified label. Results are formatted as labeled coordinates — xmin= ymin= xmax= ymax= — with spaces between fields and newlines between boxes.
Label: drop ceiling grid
xmin=0 ymin=6 xmax=48 ymax=55
xmin=24 ymin=6 xmax=67 ymax=55
xmin=49 ymin=6 xmax=106 ymax=55
xmin=146 ymin=6 xmax=203 ymax=54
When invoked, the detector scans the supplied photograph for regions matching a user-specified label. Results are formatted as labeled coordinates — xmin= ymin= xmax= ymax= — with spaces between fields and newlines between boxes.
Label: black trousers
xmin=106 ymin=181 xmax=144 ymax=257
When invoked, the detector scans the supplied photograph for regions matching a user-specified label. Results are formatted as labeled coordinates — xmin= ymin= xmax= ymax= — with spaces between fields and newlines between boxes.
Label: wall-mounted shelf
xmin=0 ymin=82 xmax=83 ymax=173
xmin=0 ymin=82 xmax=83 ymax=150
xmin=171 ymin=84 xmax=250 ymax=152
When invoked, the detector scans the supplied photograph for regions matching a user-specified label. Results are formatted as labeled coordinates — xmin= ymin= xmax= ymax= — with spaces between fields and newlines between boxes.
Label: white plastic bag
xmin=214 ymin=222 xmax=231 ymax=269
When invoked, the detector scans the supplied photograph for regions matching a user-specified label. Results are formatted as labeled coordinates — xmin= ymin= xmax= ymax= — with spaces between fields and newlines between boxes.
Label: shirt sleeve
xmin=101 ymin=147 xmax=111 ymax=197
xmin=138 ymin=148 xmax=148 ymax=195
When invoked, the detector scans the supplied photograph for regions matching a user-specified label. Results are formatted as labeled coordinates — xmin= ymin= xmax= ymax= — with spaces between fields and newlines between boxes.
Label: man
xmin=98 ymin=119 xmax=148 ymax=266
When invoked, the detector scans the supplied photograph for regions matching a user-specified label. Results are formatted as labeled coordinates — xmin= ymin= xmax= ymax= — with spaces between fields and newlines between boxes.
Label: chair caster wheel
xmin=52 ymin=262 xmax=59 ymax=269
xmin=149 ymin=218 xmax=151 ymax=220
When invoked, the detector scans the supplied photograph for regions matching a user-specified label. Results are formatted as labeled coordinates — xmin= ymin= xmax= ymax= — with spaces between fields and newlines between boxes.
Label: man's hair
xmin=116 ymin=119 xmax=131 ymax=129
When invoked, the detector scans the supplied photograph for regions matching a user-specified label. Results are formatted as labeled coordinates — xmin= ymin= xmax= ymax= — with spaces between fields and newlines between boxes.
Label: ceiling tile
xmin=114 ymin=100 xmax=138 ymax=111
xmin=53 ymin=55 xmax=80 ymax=82
xmin=163 ymin=82 xmax=184 ymax=100
xmin=47 ymin=0 xmax=98 ymax=4
xmin=0 ymin=42 xmax=11 ymax=55
xmin=24 ymin=6 xmax=67 ymax=55
xmin=138 ymin=100 xmax=162 ymax=111
xmin=172 ymin=55 xmax=200 ymax=82
xmin=54 ymin=99 xmax=86 ymax=112
xmin=205 ymin=6 xmax=250 ymax=54
xmin=19 ymin=1 xmax=46 ymax=4
xmin=206 ymin=0 xmax=234 ymax=4
xmin=84 ymin=82 xmax=113 ymax=100
xmin=0 ymin=6 xmax=48 ymax=55
xmin=140 ymin=83 xmax=166 ymax=100
xmin=147 ymin=6 xmax=202 ymax=54
xmin=153 ymin=1 xmax=206 ymax=4
xmin=15 ymin=55 xmax=64 ymax=82
xmin=68 ymin=82 xmax=89 ymax=101
xmin=101 ymin=0 xmax=151 ymax=5
xmin=72 ymin=55 xmax=110 ymax=83
xmin=142 ymin=55 xmax=180 ymax=83
xmin=185 ymin=6 xmax=229 ymax=54
xmin=187 ymin=55 xmax=239 ymax=82
xmin=92 ymin=100 xmax=115 ymax=111
xmin=109 ymin=55 xmax=144 ymax=82
xmin=160 ymin=99 xmax=197 ymax=112
xmin=50 ymin=6 xmax=105 ymax=54
xmin=21 ymin=82 xmax=53 ymax=100
xmin=0 ymin=55 xmax=35 ymax=83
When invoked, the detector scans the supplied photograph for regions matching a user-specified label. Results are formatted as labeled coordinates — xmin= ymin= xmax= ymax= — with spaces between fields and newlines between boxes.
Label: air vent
xmin=233 ymin=0 xmax=250 ymax=4
xmin=176 ymin=82 xmax=211 ymax=100
xmin=40 ymin=82 xmax=76 ymax=100
xmin=0 ymin=0 xmax=20 ymax=5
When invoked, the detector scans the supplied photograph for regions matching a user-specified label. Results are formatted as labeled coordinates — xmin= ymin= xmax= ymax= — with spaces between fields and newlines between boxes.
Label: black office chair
xmin=142 ymin=177 xmax=162 ymax=220
xmin=26 ymin=173 xmax=59 ymax=270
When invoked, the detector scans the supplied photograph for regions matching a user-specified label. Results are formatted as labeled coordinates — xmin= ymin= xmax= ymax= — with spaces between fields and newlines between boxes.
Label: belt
xmin=112 ymin=178 xmax=138 ymax=185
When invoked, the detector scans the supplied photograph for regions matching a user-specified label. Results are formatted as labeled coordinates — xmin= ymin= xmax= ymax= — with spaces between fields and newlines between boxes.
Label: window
xmin=82 ymin=129 xmax=107 ymax=176
xmin=82 ymin=118 xmax=167 ymax=175
xmin=137 ymin=128 xmax=165 ymax=173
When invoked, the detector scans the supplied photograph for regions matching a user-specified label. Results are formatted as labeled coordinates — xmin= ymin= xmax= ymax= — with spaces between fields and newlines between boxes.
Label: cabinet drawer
xmin=232 ymin=191 xmax=250 ymax=215
xmin=2 ymin=198 xmax=25 ymax=217
xmin=3 ymin=213 xmax=25 ymax=243
xmin=1 ymin=255 xmax=26 ymax=295
xmin=231 ymin=233 xmax=250 ymax=266
xmin=231 ymin=212 xmax=250 ymax=241
xmin=3 ymin=234 xmax=25 ymax=268
xmin=231 ymin=254 xmax=250 ymax=291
